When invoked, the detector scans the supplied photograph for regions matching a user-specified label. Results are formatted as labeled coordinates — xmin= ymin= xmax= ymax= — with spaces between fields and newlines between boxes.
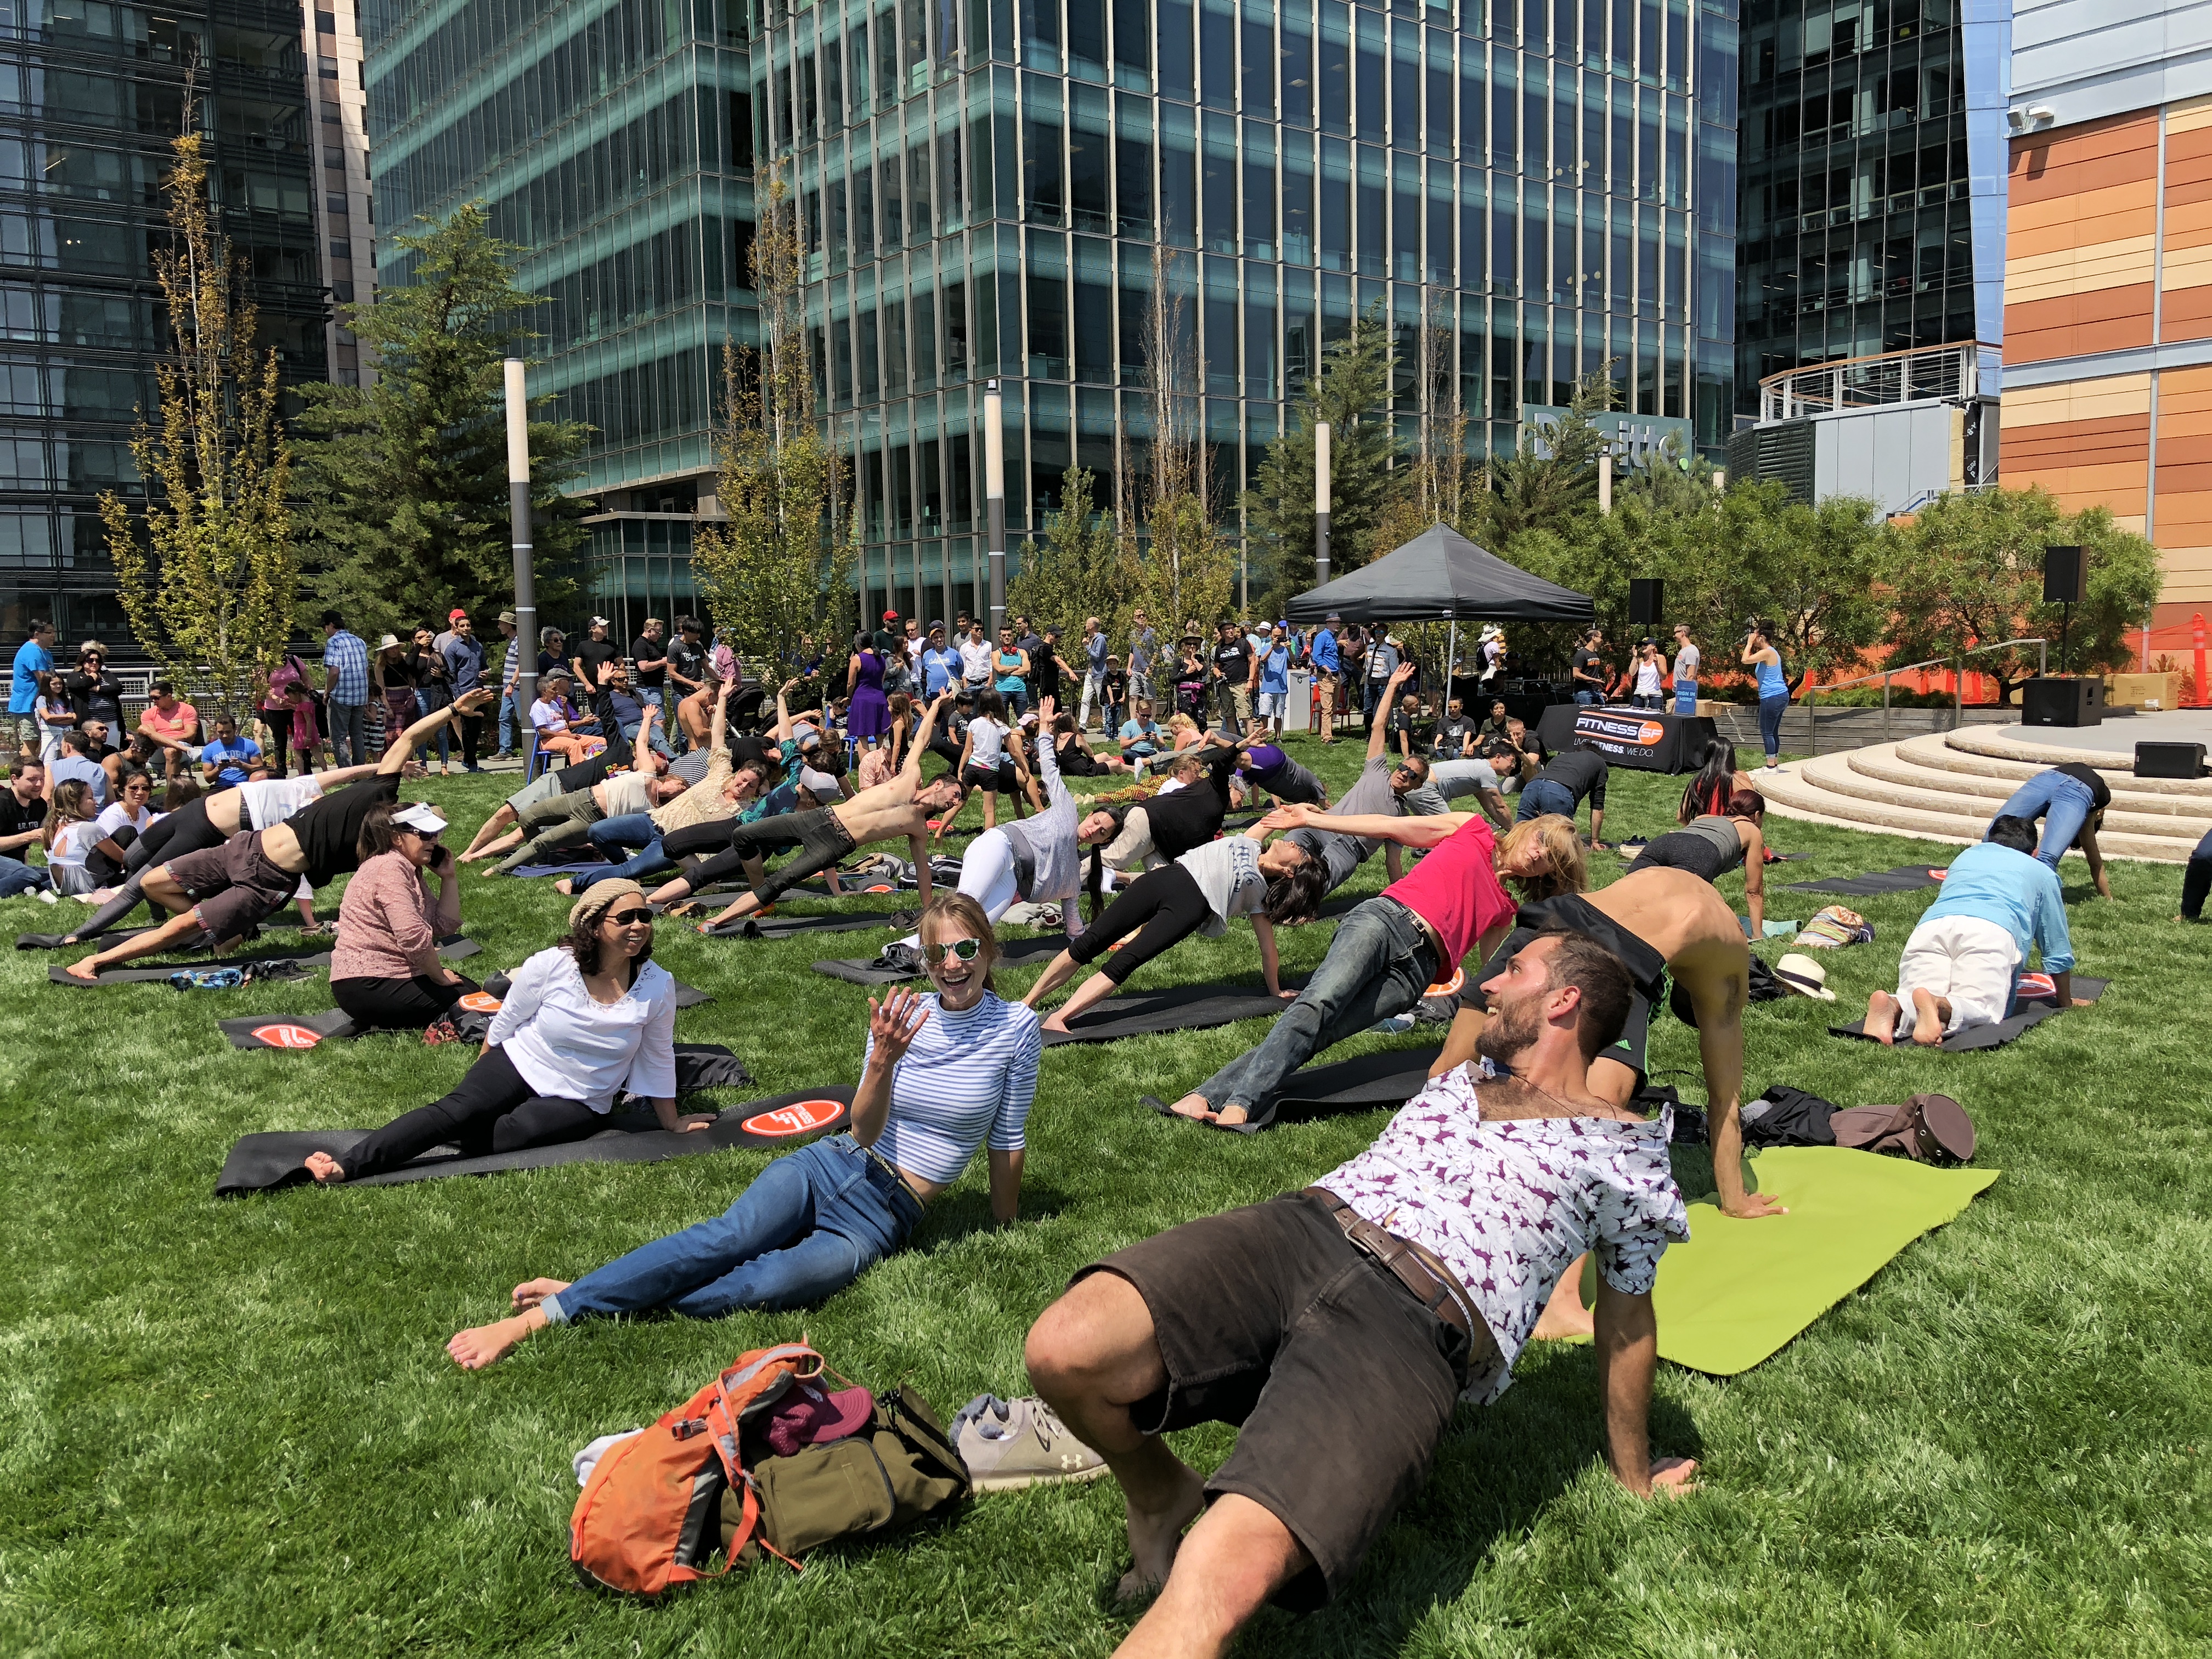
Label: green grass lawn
xmin=1 ymin=737 xmax=2207 ymax=1656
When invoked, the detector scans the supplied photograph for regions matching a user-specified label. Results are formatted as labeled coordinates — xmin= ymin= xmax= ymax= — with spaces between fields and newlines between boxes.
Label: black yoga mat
xmin=699 ymin=910 xmax=895 ymax=940
xmin=1829 ymin=975 xmax=2108 ymax=1053
xmin=215 ymin=1066 xmax=826 ymax=1197
xmin=1149 ymin=1043 xmax=1444 ymax=1133
xmin=1783 ymin=864 xmax=1950 ymax=896
xmin=810 ymin=933 xmax=1066 ymax=985
xmin=20 ymin=926 xmax=154 ymax=951
xmin=506 ymin=857 xmax=613 ymax=878
xmin=50 ymin=936 xmax=479 ymax=987
xmin=1040 ymin=980 xmax=1303 ymax=1047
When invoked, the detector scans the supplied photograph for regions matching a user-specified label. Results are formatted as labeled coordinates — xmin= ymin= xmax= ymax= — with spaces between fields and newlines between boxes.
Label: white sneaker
xmin=949 ymin=1394 xmax=1111 ymax=1492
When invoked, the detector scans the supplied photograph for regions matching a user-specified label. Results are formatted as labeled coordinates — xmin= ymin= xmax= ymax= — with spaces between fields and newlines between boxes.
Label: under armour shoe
xmin=949 ymin=1393 xmax=1110 ymax=1493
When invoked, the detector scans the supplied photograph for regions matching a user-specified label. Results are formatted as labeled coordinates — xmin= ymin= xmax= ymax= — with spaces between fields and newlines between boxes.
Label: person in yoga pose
xmin=1984 ymin=762 xmax=2114 ymax=899
xmin=304 ymin=881 xmax=710 ymax=1186
xmin=1025 ymin=933 xmax=1693 ymax=1653
xmin=1518 ymin=742 xmax=1609 ymax=844
xmin=1233 ymin=720 xmax=1328 ymax=806
xmin=454 ymin=739 xmax=653 ymax=862
xmin=328 ymin=801 xmax=477 ymax=1034
xmin=1422 ymin=745 xmax=1528 ymax=829
xmin=1861 ymin=814 xmax=2080 ymax=1047
xmin=1627 ymin=789 xmax=1767 ymax=934
xmin=1019 ymin=811 xmax=1325 ymax=1035
xmin=485 ymin=763 xmax=692 ymax=874
xmin=1157 ymin=808 xmax=1577 ymax=1127
xmin=1270 ymin=663 xmax=1438 ymax=901
xmin=658 ymin=691 xmax=962 ymax=924
xmin=1677 ymin=740 xmax=1753 ymax=824
xmin=61 ymin=693 xmax=490 ymax=978
xmin=445 ymin=893 xmax=1040 ymax=1369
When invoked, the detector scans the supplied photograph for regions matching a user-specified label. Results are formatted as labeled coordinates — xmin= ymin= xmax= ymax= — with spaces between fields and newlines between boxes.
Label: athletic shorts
xmin=166 ymin=833 xmax=300 ymax=944
xmin=1458 ymin=894 xmax=1668 ymax=1084
xmin=962 ymin=760 xmax=1015 ymax=792
xmin=1077 ymin=1193 xmax=1475 ymax=1610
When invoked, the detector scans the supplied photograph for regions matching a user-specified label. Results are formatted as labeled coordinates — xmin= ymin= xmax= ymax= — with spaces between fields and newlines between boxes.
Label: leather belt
xmin=1302 ymin=1187 xmax=1488 ymax=1355
xmin=1384 ymin=896 xmax=1449 ymax=985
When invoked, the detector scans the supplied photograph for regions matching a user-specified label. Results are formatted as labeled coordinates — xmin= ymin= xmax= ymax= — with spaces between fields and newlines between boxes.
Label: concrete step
xmin=1839 ymin=748 xmax=2212 ymax=830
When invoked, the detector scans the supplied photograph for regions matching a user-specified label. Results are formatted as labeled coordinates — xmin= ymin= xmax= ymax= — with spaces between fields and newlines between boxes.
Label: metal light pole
xmin=1313 ymin=420 xmax=1331 ymax=587
xmin=505 ymin=358 xmax=538 ymax=725
xmin=984 ymin=380 xmax=1007 ymax=637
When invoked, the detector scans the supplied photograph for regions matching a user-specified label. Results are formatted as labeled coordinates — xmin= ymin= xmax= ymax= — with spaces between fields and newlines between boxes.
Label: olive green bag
xmin=720 ymin=1384 xmax=970 ymax=1565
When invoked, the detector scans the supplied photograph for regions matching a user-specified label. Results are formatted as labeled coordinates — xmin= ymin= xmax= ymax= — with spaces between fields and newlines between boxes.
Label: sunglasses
xmin=924 ymin=937 xmax=982 ymax=964
xmin=604 ymin=906 xmax=655 ymax=926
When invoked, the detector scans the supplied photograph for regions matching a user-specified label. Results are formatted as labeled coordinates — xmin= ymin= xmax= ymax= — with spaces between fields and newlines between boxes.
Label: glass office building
xmin=763 ymin=0 xmax=1739 ymax=623
xmin=1733 ymin=0 xmax=2006 ymax=410
xmin=363 ymin=0 xmax=760 ymax=636
xmin=0 ymin=0 xmax=327 ymax=644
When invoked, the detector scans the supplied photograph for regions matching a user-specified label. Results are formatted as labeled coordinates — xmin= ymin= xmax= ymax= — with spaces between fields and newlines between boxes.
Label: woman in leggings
xmin=444 ymin=893 xmax=1040 ymax=1369
xmin=1742 ymin=622 xmax=1790 ymax=769
xmin=1019 ymin=812 xmax=1327 ymax=1034
xmin=1627 ymin=789 xmax=1768 ymax=935
xmin=304 ymin=880 xmax=712 ymax=1186
xmin=329 ymin=800 xmax=477 ymax=1034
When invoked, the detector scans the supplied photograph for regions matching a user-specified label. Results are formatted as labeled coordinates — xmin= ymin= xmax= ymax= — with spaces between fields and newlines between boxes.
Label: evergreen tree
xmin=290 ymin=206 xmax=592 ymax=639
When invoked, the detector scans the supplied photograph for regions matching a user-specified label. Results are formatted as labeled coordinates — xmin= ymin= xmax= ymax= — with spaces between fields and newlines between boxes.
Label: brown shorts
xmin=166 ymin=832 xmax=299 ymax=944
xmin=1076 ymin=1193 xmax=1471 ymax=1610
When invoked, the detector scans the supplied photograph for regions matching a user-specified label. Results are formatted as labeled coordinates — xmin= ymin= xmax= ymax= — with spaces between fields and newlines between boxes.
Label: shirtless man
xmin=63 ymin=691 xmax=492 ymax=980
xmin=680 ymin=691 xmax=964 ymax=928
xmin=1427 ymin=861 xmax=1784 ymax=1338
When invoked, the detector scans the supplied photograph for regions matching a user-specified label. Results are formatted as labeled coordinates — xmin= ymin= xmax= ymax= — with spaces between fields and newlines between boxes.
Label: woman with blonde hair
xmin=1495 ymin=812 xmax=1588 ymax=902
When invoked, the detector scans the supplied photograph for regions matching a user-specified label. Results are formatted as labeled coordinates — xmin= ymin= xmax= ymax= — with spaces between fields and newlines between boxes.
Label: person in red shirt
xmin=1157 ymin=808 xmax=1581 ymax=1127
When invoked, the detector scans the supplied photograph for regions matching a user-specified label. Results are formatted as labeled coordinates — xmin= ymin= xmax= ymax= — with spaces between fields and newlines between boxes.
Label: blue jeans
xmin=1631 ymin=693 xmax=1663 ymax=709
xmin=619 ymin=715 xmax=675 ymax=761
xmin=415 ymin=686 xmax=452 ymax=763
xmin=543 ymin=1136 xmax=922 ymax=1322
xmin=1517 ymin=777 xmax=1576 ymax=822
xmin=498 ymin=689 xmax=518 ymax=754
xmin=1574 ymin=688 xmax=1600 ymax=707
xmin=574 ymin=811 xmax=673 ymax=888
xmin=1195 ymin=897 xmax=1439 ymax=1115
xmin=1989 ymin=771 xmax=2097 ymax=869
xmin=1758 ymin=693 xmax=1788 ymax=761
xmin=0 ymin=854 xmax=52 ymax=897
xmin=1673 ymin=680 xmax=1697 ymax=715
xmin=328 ymin=701 xmax=368 ymax=768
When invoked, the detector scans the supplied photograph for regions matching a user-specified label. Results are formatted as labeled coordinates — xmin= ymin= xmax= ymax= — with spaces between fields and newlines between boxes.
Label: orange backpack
xmin=569 ymin=1341 xmax=819 ymax=1596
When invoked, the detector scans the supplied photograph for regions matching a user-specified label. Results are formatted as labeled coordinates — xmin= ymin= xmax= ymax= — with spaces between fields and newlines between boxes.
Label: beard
xmin=1475 ymin=989 xmax=1544 ymax=1069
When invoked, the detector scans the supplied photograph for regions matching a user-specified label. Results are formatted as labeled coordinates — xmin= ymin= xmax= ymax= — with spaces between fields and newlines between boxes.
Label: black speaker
xmin=2135 ymin=741 xmax=2207 ymax=779
xmin=2020 ymin=675 xmax=2104 ymax=727
xmin=2043 ymin=545 xmax=2086 ymax=606
xmin=1628 ymin=578 xmax=1663 ymax=626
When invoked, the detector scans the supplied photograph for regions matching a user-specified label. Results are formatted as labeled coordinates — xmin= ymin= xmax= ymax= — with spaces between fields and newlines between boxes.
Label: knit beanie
xmin=567 ymin=878 xmax=646 ymax=935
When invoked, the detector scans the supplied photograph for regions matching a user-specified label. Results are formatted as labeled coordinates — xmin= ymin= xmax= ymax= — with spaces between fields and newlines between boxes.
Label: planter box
xmin=2107 ymin=672 xmax=2182 ymax=710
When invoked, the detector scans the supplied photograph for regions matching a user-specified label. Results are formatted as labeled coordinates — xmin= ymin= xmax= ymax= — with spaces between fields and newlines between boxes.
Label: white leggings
xmin=898 ymin=828 xmax=1028 ymax=949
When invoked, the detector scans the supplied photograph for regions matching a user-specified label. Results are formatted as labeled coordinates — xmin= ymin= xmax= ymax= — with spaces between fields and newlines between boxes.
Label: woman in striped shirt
xmin=446 ymin=892 xmax=1041 ymax=1369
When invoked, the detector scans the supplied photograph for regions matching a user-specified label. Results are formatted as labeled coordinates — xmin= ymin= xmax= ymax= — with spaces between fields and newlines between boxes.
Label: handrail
xmin=1803 ymin=638 xmax=2047 ymax=754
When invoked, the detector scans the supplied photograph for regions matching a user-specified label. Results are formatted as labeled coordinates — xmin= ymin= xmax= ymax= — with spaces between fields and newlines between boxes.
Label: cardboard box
xmin=2107 ymin=671 xmax=2181 ymax=710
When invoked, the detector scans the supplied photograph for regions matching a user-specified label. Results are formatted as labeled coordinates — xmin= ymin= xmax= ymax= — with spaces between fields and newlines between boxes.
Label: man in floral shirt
xmin=1026 ymin=932 xmax=1693 ymax=1652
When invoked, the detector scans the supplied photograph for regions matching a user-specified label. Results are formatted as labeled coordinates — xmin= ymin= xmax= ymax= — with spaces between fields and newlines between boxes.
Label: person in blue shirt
xmin=9 ymin=617 xmax=54 ymax=751
xmin=1254 ymin=624 xmax=1294 ymax=737
xmin=1307 ymin=614 xmax=1341 ymax=743
xmin=1118 ymin=699 xmax=1163 ymax=775
xmin=919 ymin=620 xmax=963 ymax=698
xmin=198 ymin=716 xmax=266 ymax=787
xmin=1860 ymin=817 xmax=2078 ymax=1046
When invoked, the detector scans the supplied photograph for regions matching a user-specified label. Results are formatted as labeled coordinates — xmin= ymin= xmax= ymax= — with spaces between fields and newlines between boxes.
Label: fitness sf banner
xmin=1536 ymin=704 xmax=1717 ymax=773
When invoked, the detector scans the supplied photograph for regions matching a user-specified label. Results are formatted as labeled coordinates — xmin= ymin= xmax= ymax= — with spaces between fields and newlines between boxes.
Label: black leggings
xmin=261 ymin=707 xmax=292 ymax=777
xmin=332 ymin=972 xmax=477 ymax=1032
xmin=1066 ymin=862 xmax=1212 ymax=985
xmin=125 ymin=795 xmax=222 ymax=876
xmin=85 ymin=824 xmax=137 ymax=888
xmin=341 ymin=1045 xmax=605 ymax=1181
xmin=2183 ymin=827 xmax=2212 ymax=921
xmin=1625 ymin=831 xmax=1737 ymax=883
xmin=680 ymin=807 xmax=857 ymax=899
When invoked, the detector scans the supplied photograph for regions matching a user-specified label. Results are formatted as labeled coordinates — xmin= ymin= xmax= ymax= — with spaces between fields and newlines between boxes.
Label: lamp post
xmin=1314 ymin=420 xmax=1331 ymax=587
xmin=505 ymin=358 xmax=537 ymax=724
xmin=984 ymin=380 xmax=1006 ymax=637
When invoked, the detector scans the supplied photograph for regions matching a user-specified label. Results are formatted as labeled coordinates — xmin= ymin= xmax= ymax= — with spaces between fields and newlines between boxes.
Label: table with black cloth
xmin=1536 ymin=702 xmax=1717 ymax=774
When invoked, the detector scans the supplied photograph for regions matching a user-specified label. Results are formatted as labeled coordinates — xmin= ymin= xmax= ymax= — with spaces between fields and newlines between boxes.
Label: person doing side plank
xmin=1159 ymin=808 xmax=1559 ymax=1126
xmin=445 ymin=893 xmax=1040 ymax=1369
xmin=485 ymin=764 xmax=690 ymax=875
xmin=554 ymin=683 xmax=761 ymax=892
xmin=1024 ymin=933 xmax=1693 ymax=1657
xmin=454 ymin=740 xmax=652 ymax=862
xmin=63 ymin=692 xmax=492 ymax=980
xmin=1020 ymin=812 xmax=1327 ymax=1034
xmin=1276 ymin=662 xmax=1436 ymax=899
xmin=1625 ymin=791 xmax=1768 ymax=934
xmin=305 ymin=881 xmax=710 ymax=1186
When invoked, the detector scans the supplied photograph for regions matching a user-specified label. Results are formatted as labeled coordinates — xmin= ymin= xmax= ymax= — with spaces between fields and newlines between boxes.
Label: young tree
xmin=1127 ymin=245 xmax=1239 ymax=630
xmin=1887 ymin=487 xmax=2162 ymax=702
xmin=290 ymin=206 xmax=592 ymax=639
xmin=1009 ymin=466 xmax=1126 ymax=636
xmin=101 ymin=127 xmax=295 ymax=720
xmin=693 ymin=172 xmax=859 ymax=682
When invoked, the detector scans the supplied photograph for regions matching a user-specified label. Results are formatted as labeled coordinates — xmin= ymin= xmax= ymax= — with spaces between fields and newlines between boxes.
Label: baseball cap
xmin=882 ymin=610 xmax=899 ymax=621
xmin=449 ymin=607 xmax=467 ymax=621
xmin=589 ymin=614 xmax=610 ymax=628
xmin=799 ymin=765 xmax=842 ymax=795
xmin=392 ymin=803 xmax=449 ymax=836
xmin=762 ymin=1379 xmax=875 ymax=1458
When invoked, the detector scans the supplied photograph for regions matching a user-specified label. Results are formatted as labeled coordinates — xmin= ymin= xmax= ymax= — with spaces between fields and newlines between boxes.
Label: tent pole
xmin=1446 ymin=620 xmax=1457 ymax=709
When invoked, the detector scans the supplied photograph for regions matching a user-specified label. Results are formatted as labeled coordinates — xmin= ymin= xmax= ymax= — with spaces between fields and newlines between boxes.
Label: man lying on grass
xmin=1024 ymin=932 xmax=1694 ymax=1659
xmin=61 ymin=692 xmax=493 ymax=981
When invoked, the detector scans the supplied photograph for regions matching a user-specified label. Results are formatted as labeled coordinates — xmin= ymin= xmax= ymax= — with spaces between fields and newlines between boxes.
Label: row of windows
xmin=1738 ymin=301 xmax=1970 ymax=386
xmin=1738 ymin=219 xmax=1971 ymax=321
xmin=0 ymin=424 xmax=135 ymax=487
xmin=547 ymin=330 xmax=718 ymax=452
xmin=0 ymin=353 xmax=151 ymax=415
xmin=1740 ymin=0 xmax=1951 ymax=81
xmin=1739 ymin=131 xmax=1960 ymax=233
xmin=1740 ymin=54 xmax=1960 ymax=159
xmin=541 ymin=216 xmax=744 ymax=351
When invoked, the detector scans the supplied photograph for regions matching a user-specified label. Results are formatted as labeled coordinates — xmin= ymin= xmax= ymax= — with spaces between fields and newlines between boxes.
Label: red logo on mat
xmin=457 ymin=992 xmax=504 ymax=1013
xmin=1424 ymin=967 xmax=1465 ymax=998
xmin=2017 ymin=972 xmax=2056 ymax=1000
xmin=741 ymin=1098 xmax=846 ymax=1137
xmin=252 ymin=1023 xmax=324 ymax=1049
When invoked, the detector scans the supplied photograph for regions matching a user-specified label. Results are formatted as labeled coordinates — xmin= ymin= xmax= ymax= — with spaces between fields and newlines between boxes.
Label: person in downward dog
xmin=1023 ymin=933 xmax=1694 ymax=1656
xmin=1625 ymin=789 xmax=1768 ymax=935
xmin=444 ymin=894 xmax=1040 ymax=1368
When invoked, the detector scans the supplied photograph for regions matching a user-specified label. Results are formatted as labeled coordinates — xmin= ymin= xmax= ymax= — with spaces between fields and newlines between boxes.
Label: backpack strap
xmin=699 ymin=1344 xmax=823 ymax=1577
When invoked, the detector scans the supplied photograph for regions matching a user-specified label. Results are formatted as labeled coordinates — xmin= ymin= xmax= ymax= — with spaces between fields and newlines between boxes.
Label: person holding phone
xmin=328 ymin=799 xmax=477 ymax=1035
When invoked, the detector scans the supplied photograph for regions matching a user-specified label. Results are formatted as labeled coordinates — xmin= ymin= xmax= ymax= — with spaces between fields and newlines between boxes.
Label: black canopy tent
xmin=1282 ymin=523 xmax=1596 ymax=625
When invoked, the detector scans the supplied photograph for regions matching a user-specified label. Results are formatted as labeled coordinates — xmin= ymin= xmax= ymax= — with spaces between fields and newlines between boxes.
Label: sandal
xmin=422 ymin=1018 xmax=462 ymax=1045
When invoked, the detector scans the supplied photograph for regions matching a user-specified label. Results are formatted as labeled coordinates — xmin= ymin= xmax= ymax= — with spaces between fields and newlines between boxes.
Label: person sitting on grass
xmin=444 ymin=893 xmax=1040 ymax=1369
xmin=1022 ymin=933 xmax=1693 ymax=1655
xmin=61 ymin=692 xmax=489 ymax=981
xmin=329 ymin=800 xmax=479 ymax=1036
xmin=41 ymin=778 xmax=101 ymax=895
xmin=1626 ymin=789 xmax=1768 ymax=935
xmin=196 ymin=715 xmax=267 ymax=789
xmin=1861 ymin=815 xmax=2080 ymax=1048
xmin=304 ymin=880 xmax=710 ymax=1186
xmin=84 ymin=766 xmax=159 ymax=888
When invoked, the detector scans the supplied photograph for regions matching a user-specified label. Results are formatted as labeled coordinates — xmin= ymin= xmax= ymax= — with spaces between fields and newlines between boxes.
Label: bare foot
xmin=64 ymin=958 xmax=101 ymax=982
xmin=1115 ymin=1460 xmax=1208 ymax=1604
xmin=1166 ymin=1093 xmax=1212 ymax=1121
xmin=1910 ymin=988 xmax=1946 ymax=1046
xmin=1863 ymin=990 xmax=1899 ymax=1046
xmin=446 ymin=1308 xmax=546 ymax=1370
xmin=1041 ymin=1014 xmax=1071 ymax=1034
xmin=1531 ymin=1261 xmax=1595 ymax=1340
xmin=510 ymin=1277 xmax=570 ymax=1311
xmin=303 ymin=1150 xmax=347 ymax=1184
xmin=553 ymin=878 xmax=575 ymax=897
xmin=1212 ymin=1103 xmax=1249 ymax=1126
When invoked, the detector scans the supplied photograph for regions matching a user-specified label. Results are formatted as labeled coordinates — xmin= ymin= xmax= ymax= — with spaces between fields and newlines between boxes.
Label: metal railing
xmin=1803 ymin=638 xmax=2047 ymax=755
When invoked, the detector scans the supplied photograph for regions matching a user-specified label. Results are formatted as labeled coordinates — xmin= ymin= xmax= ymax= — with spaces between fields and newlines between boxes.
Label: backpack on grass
xmin=719 ymin=1383 xmax=968 ymax=1564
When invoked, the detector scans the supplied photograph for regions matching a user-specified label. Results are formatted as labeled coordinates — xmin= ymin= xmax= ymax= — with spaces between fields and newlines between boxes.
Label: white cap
xmin=391 ymin=803 xmax=449 ymax=836
xmin=798 ymin=766 xmax=841 ymax=795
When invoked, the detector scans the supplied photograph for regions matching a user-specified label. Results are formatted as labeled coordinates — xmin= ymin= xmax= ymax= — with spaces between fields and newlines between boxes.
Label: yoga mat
xmin=215 ymin=1068 xmax=824 ymax=1197
xmin=1148 ymin=1044 xmax=1443 ymax=1132
xmin=18 ymin=921 xmax=327 ymax=951
xmin=49 ymin=937 xmax=479 ymax=987
xmin=700 ymin=911 xmax=894 ymax=940
xmin=1041 ymin=981 xmax=1302 ymax=1047
xmin=1829 ymin=975 xmax=2108 ymax=1053
xmin=1643 ymin=1146 xmax=2000 ymax=1375
xmin=1782 ymin=864 xmax=1949 ymax=896
xmin=811 ymin=934 xmax=1066 ymax=985
xmin=507 ymin=857 xmax=613 ymax=879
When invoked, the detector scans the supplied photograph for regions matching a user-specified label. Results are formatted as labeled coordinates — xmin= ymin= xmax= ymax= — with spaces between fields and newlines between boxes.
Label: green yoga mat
xmin=1619 ymin=1147 xmax=1999 ymax=1376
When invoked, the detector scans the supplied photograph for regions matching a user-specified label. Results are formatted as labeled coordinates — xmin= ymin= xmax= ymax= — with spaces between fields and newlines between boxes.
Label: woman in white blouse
xmin=303 ymin=881 xmax=712 ymax=1186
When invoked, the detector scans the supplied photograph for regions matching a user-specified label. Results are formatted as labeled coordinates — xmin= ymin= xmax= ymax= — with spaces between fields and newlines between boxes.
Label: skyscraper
xmin=0 ymin=0 xmax=328 ymax=645
xmin=303 ymin=0 xmax=377 ymax=385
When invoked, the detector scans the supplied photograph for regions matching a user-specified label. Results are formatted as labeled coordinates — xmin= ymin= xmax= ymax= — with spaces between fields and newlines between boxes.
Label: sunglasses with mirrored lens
xmin=925 ymin=937 xmax=982 ymax=963
xmin=606 ymin=907 xmax=656 ymax=926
